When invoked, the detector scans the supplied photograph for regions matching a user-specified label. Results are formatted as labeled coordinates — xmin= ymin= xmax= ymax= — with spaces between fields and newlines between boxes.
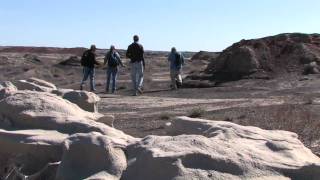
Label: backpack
xmin=174 ymin=53 xmax=183 ymax=67
xmin=107 ymin=52 xmax=119 ymax=67
xmin=81 ymin=50 xmax=89 ymax=66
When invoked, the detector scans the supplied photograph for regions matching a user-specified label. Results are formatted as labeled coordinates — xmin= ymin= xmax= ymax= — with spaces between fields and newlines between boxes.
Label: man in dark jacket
xmin=126 ymin=35 xmax=145 ymax=96
xmin=80 ymin=45 xmax=100 ymax=91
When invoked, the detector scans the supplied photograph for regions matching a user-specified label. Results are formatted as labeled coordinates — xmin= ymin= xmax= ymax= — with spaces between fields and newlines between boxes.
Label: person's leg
xmin=131 ymin=62 xmax=137 ymax=95
xmin=111 ymin=68 xmax=118 ymax=93
xmin=106 ymin=68 xmax=112 ymax=92
xmin=176 ymin=69 xmax=183 ymax=88
xmin=137 ymin=61 xmax=144 ymax=92
xmin=170 ymin=69 xmax=177 ymax=90
xmin=89 ymin=68 xmax=96 ymax=91
xmin=80 ymin=67 xmax=90 ymax=90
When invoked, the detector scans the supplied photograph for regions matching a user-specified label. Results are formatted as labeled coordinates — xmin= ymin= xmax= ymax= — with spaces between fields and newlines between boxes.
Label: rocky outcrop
xmin=0 ymin=46 xmax=87 ymax=56
xmin=185 ymin=33 xmax=320 ymax=86
xmin=191 ymin=51 xmax=219 ymax=61
xmin=0 ymin=129 xmax=67 ymax=179
xmin=304 ymin=61 xmax=320 ymax=75
xmin=58 ymin=56 xmax=81 ymax=66
xmin=52 ymin=89 xmax=116 ymax=123
xmin=56 ymin=132 xmax=127 ymax=180
xmin=0 ymin=89 xmax=133 ymax=146
xmin=1 ymin=79 xmax=320 ymax=179
xmin=62 ymin=90 xmax=100 ymax=113
xmin=122 ymin=117 xmax=320 ymax=180
xmin=0 ymin=79 xmax=135 ymax=179
xmin=13 ymin=77 xmax=57 ymax=92
xmin=206 ymin=33 xmax=320 ymax=81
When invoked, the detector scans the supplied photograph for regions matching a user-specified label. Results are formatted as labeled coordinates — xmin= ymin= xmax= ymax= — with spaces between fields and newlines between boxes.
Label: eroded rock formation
xmin=1 ymin=79 xmax=320 ymax=180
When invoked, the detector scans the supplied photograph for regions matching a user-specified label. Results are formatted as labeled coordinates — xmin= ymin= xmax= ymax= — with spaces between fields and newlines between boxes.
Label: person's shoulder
xmin=115 ymin=51 xmax=121 ymax=56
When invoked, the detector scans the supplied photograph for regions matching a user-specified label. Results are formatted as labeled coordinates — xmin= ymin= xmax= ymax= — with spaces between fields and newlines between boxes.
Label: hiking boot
xmin=176 ymin=80 xmax=182 ymax=89
xmin=137 ymin=88 xmax=143 ymax=94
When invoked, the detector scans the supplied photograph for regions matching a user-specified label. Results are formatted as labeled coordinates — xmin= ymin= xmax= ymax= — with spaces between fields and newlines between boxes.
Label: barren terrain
xmin=1 ymin=41 xmax=320 ymax=158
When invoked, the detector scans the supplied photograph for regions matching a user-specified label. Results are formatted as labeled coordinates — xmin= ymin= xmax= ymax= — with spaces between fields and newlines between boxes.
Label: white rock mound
xmin=56 ymin=132 xmax=127 ymax=180
xmin=1 ymin=78 xmax=320 ymax=180
xmin=0 ymin=129 xmax=67 ymax=179
xmin=53 ymin=89 xmax=101 ymax=113
xmin=123 ymin=117 xmax=320 ymax=180
xmin=13 ymin=77 xmax=57 ymax=92
xmin=0 ymin=90 xmax=134 ymax=146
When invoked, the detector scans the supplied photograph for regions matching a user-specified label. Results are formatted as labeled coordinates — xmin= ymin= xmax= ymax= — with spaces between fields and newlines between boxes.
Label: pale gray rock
xmin=0 ymin=129 xmax=66 ymax=179
xmin=123 ymin=117 xmax=320 ymax=180
xmin=0 ymin=90 xmax=135 ymax=147
xmin=13 ymin=78 xmax=57 ymax=92
xmin=56 ymin=132 xmax=127 ymax=180
xmin=62 ymin=90 xmax=101 ymax=113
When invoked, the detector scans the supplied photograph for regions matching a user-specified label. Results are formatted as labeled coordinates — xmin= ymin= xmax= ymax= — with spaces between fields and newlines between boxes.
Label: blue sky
xmin=0 ymin=0 xmax=319 ymax=51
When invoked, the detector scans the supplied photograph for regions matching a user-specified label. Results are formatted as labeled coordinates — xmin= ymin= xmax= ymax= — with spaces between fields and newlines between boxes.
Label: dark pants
xmin=81 ymin=67 xmax=95 ymax=91
xmin=106 ymin=67 xmax=118 ymax=93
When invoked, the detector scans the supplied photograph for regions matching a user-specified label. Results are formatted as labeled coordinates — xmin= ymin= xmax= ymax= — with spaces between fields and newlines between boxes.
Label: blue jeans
xmin=130 ymin=61 xmax=144 ymax=92
xmin=106 ymin=67 xmax=118 ymax=93
xmin=81 ymin=67 xmax=95 ymax=91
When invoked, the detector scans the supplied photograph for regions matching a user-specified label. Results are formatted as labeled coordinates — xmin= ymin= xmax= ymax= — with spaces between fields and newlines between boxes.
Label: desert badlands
xmin=1 ymin=33 xmax=320 ymax=179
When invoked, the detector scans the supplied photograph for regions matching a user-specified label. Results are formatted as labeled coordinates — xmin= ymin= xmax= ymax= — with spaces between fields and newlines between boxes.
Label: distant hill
xmin=0 ymin=46 xmax=87 ymax=56
xmin=205 ymin=33 xmax=320 ymax=81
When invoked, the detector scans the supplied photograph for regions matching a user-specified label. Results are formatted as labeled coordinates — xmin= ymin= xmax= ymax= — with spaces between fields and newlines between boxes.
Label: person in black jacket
xmin=80 ymin=45 xmax=100 ymax=91
xmin=126 ymin=35 xmax=145 ymax=96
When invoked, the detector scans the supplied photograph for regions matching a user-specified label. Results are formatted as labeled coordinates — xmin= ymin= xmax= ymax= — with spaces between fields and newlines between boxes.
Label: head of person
xmin=171 ymin=47 xmax=177 ymax=53
xmin=90 ymin=45 xmax=96 ymax=52
xmin=110 ymin=45 xmax=115 ymax=52
xmin=133 ymin=35 xmax=139 ymax=42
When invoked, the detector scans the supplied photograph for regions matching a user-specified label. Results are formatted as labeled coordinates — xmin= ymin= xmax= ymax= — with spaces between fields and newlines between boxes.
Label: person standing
xmin=80 ymin=45 xmax=100 ymax=92
xmin=104 ymin=45 xmax=124 ymax=94
xmin=126 ymin=35 xmax=145 ymax=96
xmin=168 ymin=47 xmax=185 ymax=90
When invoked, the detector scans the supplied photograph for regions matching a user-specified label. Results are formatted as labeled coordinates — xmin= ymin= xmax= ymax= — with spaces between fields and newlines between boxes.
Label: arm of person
xmin=181 ymin=53 xmax=185 ymax=65
xmin=116 ymin=52 xmax=125 ymax=67
xmin=126 ymin=45 xmax=131 ymax=59
xmin=92 ymin=54 xmax=101 ymax=66
xmin=103 ymin=53 xmax=108 ymax=66
xmin=142 ymin=45 xmax=146 ymax=68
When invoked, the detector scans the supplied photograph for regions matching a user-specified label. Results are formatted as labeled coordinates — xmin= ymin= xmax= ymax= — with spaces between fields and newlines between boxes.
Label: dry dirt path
xmin=98 ymin=92 xmax=286 ymax=137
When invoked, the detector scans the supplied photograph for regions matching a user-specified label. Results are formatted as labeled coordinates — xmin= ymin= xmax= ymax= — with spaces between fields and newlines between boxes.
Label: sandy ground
xmin=1 ymin=51 xmax=320 ymax=155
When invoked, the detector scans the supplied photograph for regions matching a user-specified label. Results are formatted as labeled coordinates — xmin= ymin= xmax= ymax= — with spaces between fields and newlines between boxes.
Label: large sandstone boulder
xmin=13 ymin=77 xmax=57 ymax=92
xmin=52 ymin=89 xmax=101 ymax=112
xmin=0 ymin=129 xmax=67 ymax=179
xmin=0 ymin=90 xmax=135 ymax=146
xmin=62 ymin=90 xmax=101 ymax=113
xmin=52 ymin=88 xmax=115 ymax=125
xmin=123 ymin=117 xmax=320 ymax=179
xmin=56 ymin=133 xmax=127 ymax=180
